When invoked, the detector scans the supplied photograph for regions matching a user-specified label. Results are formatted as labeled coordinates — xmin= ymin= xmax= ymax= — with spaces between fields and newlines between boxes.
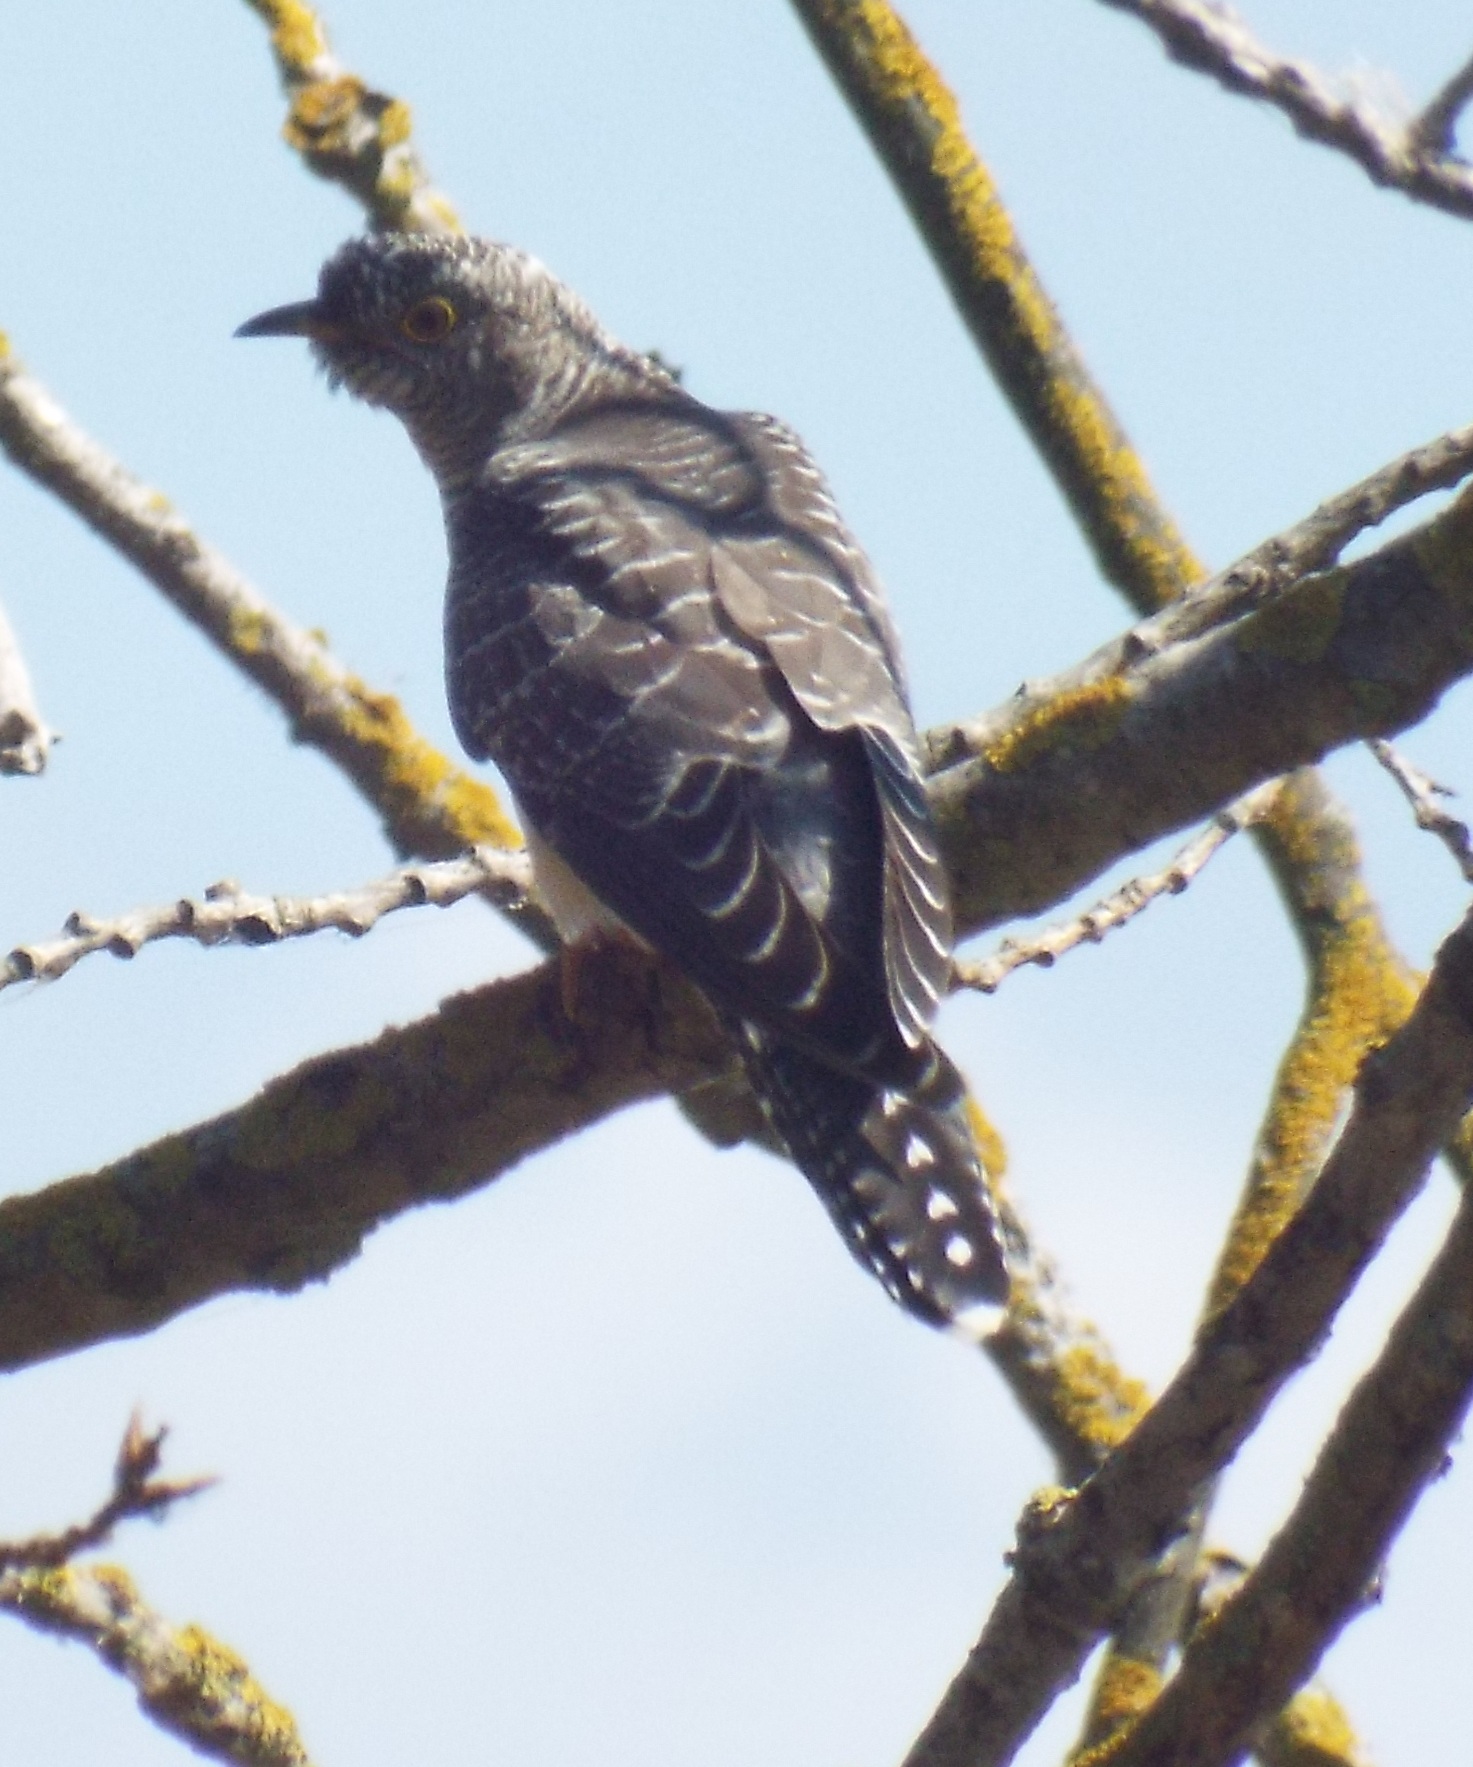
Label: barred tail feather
xmin=740 ymin=1029 xmax=1009 ymax=1334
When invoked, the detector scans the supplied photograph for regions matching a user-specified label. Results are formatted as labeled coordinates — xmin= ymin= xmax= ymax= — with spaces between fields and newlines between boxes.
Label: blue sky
xmin=4 ymin=3 xmax=1473 ymax=1763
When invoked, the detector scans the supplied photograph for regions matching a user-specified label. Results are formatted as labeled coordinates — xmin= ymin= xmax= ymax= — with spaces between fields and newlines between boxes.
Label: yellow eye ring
xmin=400 ymin=296 xmax=457 ymax=344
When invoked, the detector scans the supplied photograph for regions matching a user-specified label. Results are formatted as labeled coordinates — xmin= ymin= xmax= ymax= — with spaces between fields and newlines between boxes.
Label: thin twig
xmin=1370 ymin=739 xmax=1473 ymax=884
xmin=1410 ymin=48 xmax=1473 ymax=158
xmin=0 ymin=597 xmax=50 ymax=776
xmin=1 ymin=1561 xmax=312 ymax=1767
xmin=2 ymin=847 xmax=532 ymax=995
xmin=1156 ymin=421 xmax=1473 ymax=649
xmin=953 ymin=786 xmax=1274 ymax=994
xmin=242 ymin=0 xmax=459 ymax=234
xmin=0 ymin=1415 xmax=211 ymax=1575
xmin=1098 ymin=0 xmax=1473 ymax=221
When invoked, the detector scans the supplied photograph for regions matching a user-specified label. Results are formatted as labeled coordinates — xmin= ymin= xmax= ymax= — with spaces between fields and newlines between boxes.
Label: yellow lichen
xmin=334 ymin=675 xmax=523 ymax=850
xmin=167 ymin=1624 xmax=306 ymax=1756
xmin=984 ymin=677 xmax=1133 ymax=775
xmin=1207 ymin=792 xmax=1419 ymax=1314
xmin=1266 ymin=1683 xmax=1366 ymax=1766
xmin=1047 ymin=1338 xmax=1150 ymax=1452
xmin=1235 ymin=573 xmax=1347 ymax=666
xmin=963 ymin=1094 xmax=1008 ymax=1182
xmin=253 ymin=0 xmax=328 ymax=72
xmin=811 ymin=0 xmax=1200 ymax=614
xmin=284 ymin=76 xmax=364 ymax=153
xmin=377 ymin=98 xmax=413 ymax=149
xmin=1070 ymin=1653 xmax=1161 ymax=1764
xmin=226 ymin=603 xmax=272 ymax=656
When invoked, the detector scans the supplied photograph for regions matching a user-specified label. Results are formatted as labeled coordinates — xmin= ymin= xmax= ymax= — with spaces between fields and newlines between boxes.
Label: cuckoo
xmin=239 ymin=232 xmax=1008 ymax=1333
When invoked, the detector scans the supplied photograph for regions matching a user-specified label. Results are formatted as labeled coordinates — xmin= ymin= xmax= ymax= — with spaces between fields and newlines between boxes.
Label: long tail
xmin=739 ymin=1028 xmax=1009 ymax=1334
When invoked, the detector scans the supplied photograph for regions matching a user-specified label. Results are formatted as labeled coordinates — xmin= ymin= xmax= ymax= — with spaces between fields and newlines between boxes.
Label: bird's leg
xmin=556 ymin=925 xmax=648 ymax=1025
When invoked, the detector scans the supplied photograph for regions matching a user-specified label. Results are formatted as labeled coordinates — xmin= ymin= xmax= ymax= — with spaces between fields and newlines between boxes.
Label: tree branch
xmin=0 ymin=596 xmax=50 ymax=776
xmin=0 ymin=337 xmax=537 ymax=886
xmin=902 ymin=900 xmax=1473 ymax=1767
xmin=2 ymin=849 xmax=531 ymax=994
xmin=1108 ymin=1172 xmax=1473 ymax=1767
xmin=1 ymin=1561 xmax=312 ymax=1767
xmin=1155 ymin=421 xmax=1473 ymax=650
xmin=0 ymin=940 xmax=731 ymax=1374
xmin=242 ymin=0 xmax=459 ymax=234
xmin=1370 ymin=738 xmax=1473 ymax=884
xmin=1410 ymin=48 xmax=1473 ymax=158
xmin=1097 ymin=1 xmax=1473 ymax=221
xmin=929 ymin=479 xmax=1473 ymax=937
xmin=0 ymin=1415 xmax=210 ymax=1575
xmin=789 ymin=0 xmax=1202 ymax=613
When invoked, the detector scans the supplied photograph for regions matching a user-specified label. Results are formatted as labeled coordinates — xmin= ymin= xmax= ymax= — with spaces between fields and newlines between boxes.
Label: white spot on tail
xmin=904 ymin=1131 xmax=936 ymax=1170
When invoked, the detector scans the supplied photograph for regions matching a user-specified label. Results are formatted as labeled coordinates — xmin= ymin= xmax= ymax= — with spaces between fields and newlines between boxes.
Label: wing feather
xmin=447 ymin=396 xmax=952 ymax=1068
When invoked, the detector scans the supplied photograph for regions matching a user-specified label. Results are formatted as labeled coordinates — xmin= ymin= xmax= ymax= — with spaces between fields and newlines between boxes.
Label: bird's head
xmin=238 ymin=231 xmax=648 ymax=485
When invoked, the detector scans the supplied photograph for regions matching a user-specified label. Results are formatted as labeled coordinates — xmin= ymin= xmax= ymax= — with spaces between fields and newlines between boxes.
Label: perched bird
xmin=239 ymin=232 xmax=1008 ymax=1333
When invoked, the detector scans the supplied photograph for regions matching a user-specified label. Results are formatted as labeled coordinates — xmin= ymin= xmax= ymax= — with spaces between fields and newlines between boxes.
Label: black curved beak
xmin=235 ymin=299 xmax=341 ymax=341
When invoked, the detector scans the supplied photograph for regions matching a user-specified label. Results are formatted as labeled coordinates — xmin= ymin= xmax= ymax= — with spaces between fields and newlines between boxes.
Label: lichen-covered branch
xmin=0 ymin=940 xmax=731 ymax=1373
xmin=929 ymin=481 xmax=1473 ymax=937
xmin=902 ymin=902 xmax=1473 ymax=1767
xmin=0 ymin=338 xmax=537 ymax=886
xmin=2 ymin=848 xmax=531 ymax=994
xmin=1097 ymin=0 xmax=1473 ymax=222
xmin=1154 ymin=421 xmax=1473 ymax=650
xmin=789 ymin=0 xmax=1201 ymax=612
xmin=1107 ymin=1174 xmax=1473 ymax=1767
xmin=1 ymin=1562 xmax=312 ymax=1767
xmin=242 ymin=0 xmax=459 ymax=233
xmin=0 ymin=596 xmax=50 ymax=776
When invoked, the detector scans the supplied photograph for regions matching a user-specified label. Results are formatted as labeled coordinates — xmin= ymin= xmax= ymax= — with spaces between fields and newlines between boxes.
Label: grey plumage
xmin=239 ymin=231 xmax=1008 ymax=1332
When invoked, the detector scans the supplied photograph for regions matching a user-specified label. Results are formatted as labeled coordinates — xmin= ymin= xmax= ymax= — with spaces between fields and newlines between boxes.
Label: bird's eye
xmin=400 ymin=296 xmax=458 ymax=344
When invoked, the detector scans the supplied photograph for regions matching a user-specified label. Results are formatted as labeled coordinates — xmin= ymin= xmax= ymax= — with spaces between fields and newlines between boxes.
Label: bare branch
xmin=2 ymin=848 xmax=532 ymax=995
xmin=1370 ymin=739 xmax=1473 ymax=885
xmin=1410 ymin=48 xmax=1473 ymax=157
xmin=0 ymin=338 xmax=538 ymax=896
xmin=902 ymin=901 xmax=1473 ymax=1767
xmin=0 ymin=940 xmax=732 ymax=1374
xmin=1109 ymin=1175 xmax=1473 ymax=1767
xmin=1158 ymin=422 xmax=1473 ymax=650
xmin=953 ymin=786 xmax=1274 ymax=993
xmin=927 ymin=478 xmax=1473 ymax=938
xmin=1098 ymin=1 xmax=1473 ymax=221
xmin=1 ymin=1561 xmax=312 ymax=1766
xmin=0 ymin=597 xmax=50 ymax=776
xmin=241 ymin=0 xmax=459 ymax=234
xmin=0 ymin=1415 xmax=211 ymax=1575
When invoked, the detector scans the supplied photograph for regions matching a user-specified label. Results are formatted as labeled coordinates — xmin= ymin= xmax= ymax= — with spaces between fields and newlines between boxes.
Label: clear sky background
xmin=3 ymin=3 xmax=1472 ymax=1763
